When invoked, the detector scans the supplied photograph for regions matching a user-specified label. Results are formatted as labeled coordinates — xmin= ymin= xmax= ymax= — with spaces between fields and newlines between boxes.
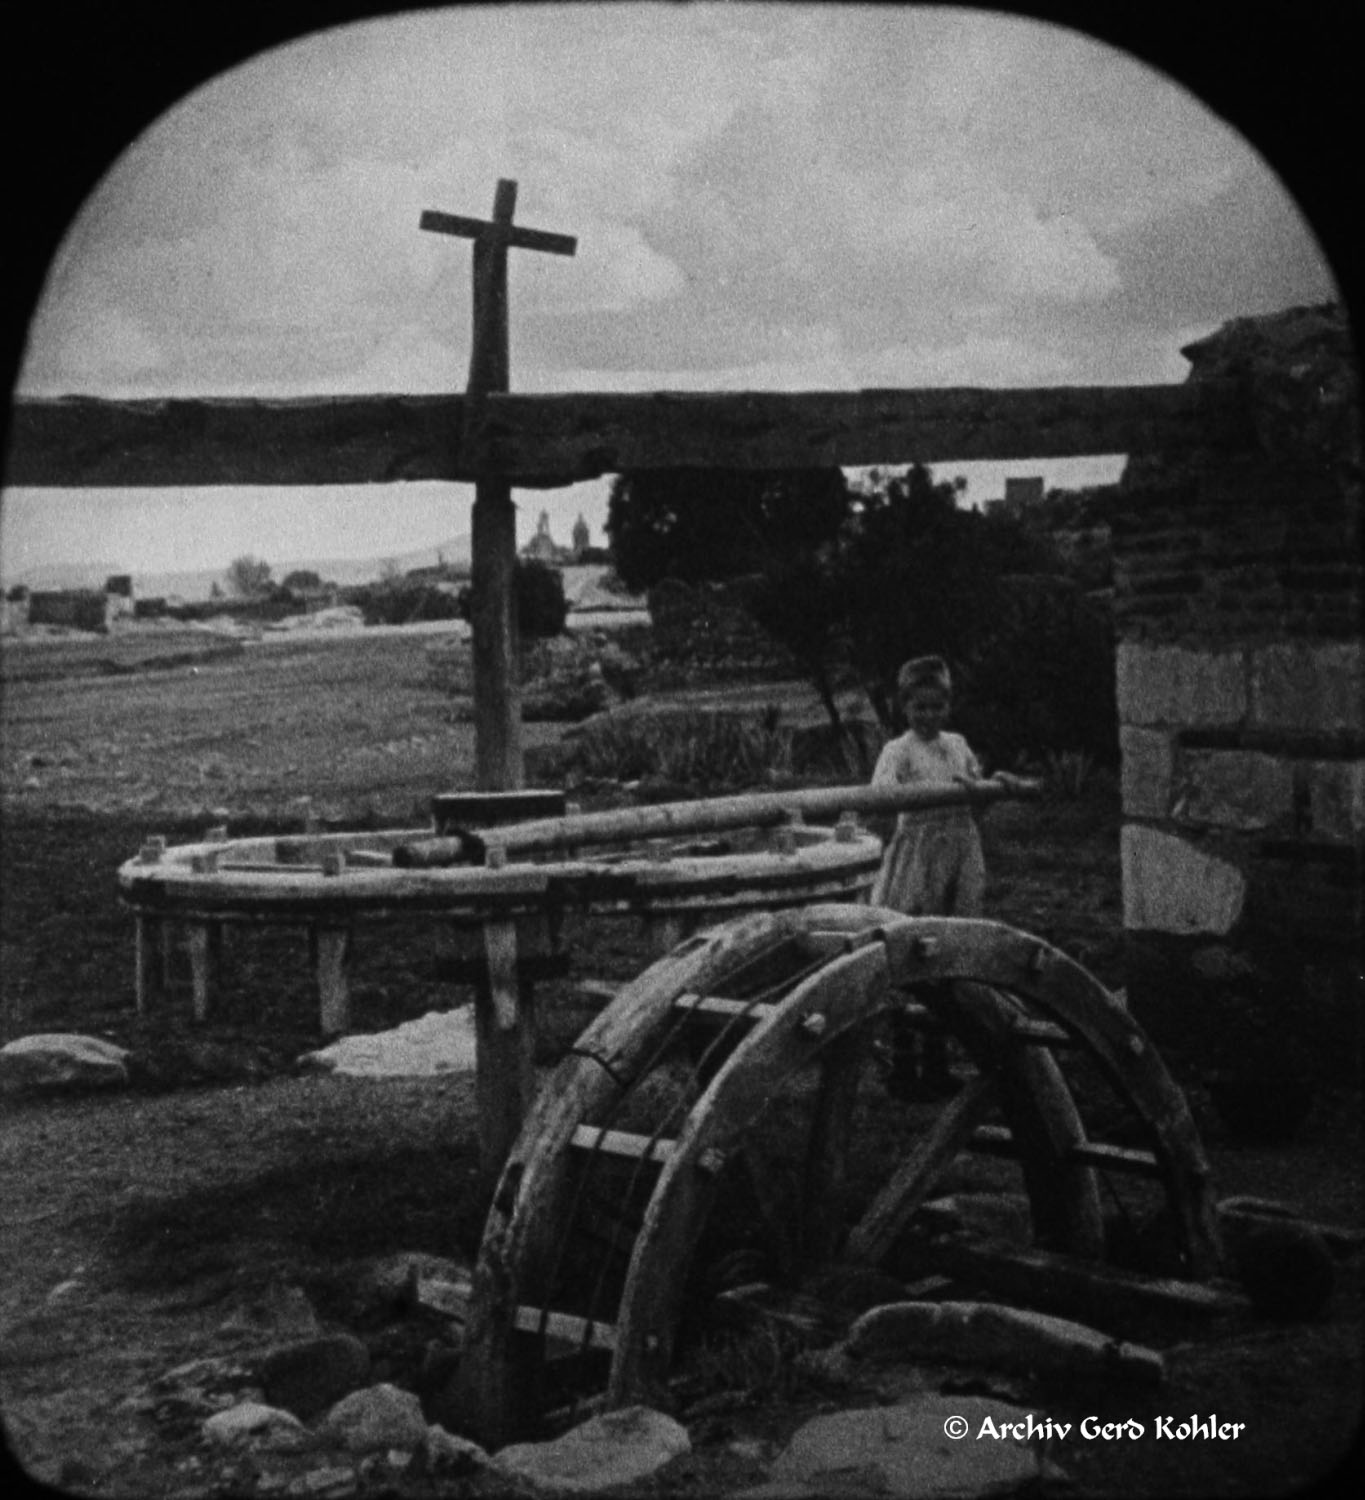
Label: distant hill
xmin=5 ymin=535 xmax=473 ymax=602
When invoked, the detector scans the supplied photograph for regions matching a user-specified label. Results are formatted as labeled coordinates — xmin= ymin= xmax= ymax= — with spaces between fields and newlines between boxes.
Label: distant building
xmin=27 ymin=589 xmax=113 ymax=632
xmin=521 ymin=510 xmax=575 ymax=565
xmin=104 ymin=574 xmax=135 ymax=620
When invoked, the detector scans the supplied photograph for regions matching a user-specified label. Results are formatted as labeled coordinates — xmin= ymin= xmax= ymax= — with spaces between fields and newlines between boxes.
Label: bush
xmin=561 ymin=707 xmax=793 ymax=791
xmin=354 ymin=583 xmax=463 ymax=627
xmin=955 ymin=576 xmax=1117 ymax=768
xmin=455 ymin=560 xmax=567 ymax=641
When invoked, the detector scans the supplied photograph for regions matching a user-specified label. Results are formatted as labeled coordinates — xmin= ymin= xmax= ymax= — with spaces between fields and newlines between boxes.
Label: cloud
xmin=13 ymin=3 xmax=1330 ymax=409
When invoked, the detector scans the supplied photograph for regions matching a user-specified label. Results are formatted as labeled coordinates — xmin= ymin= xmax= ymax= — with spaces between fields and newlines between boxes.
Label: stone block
xmin=1120 ymin=727 xmax=1174 ymax=818
xmin=1304 ymin=760 xmax=1365 ymax=841
xmin=1121 ymin=826 xmax=1246 ymax=935
xmin=1116 ymin=643 xmax=1247 ymax=728
xmin=1250 ymin=642 xmax=1365 ymax=734
xmin=1173 ymin=749 xmax=1295 ymax=831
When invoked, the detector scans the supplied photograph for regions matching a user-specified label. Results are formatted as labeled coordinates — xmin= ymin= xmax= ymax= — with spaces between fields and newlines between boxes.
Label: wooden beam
xmin=4 ymin=395 xmax=462 ymax=487
xmin=468 ymin=381 xmax=1255 ymax=478
xmin=6 ymin=380 xmax=1253 ymax=489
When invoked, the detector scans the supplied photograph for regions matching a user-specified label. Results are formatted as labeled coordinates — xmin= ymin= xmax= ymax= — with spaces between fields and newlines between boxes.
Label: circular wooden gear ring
xmin=454 ymin=903 xmax=1220 ymax=1443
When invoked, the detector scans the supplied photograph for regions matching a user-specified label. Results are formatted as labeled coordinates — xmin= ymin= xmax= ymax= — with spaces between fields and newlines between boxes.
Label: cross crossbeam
xmin=418 ymin=209 xmax=577 ymax=259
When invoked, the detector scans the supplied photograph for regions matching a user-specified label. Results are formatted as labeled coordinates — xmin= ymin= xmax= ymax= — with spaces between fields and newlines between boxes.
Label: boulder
xmin=423 ymin=1424 xmax=490 ymax=1477
xmin=297 ymin=1008 xmax=478 ymax=1078
xmin=356 ymin=1252 xmax=473 ymax=1323
xmin=0 ymin=1033 xmax=130 ymax=1093
xmin=743 ymin=1394 xmax=1042 ymax=1499
xmin=320 ymin=1383 xmax=429 ymax=1454
xmin=203 ymin=1401 xmax=309 ymax=1452
xmin=493 ymin=1405 xmax=690 ymax=1493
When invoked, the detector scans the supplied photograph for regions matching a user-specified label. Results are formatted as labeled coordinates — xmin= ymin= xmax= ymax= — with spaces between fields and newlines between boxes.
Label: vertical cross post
xmin=421 ymin=180 xmax=576 ymax=791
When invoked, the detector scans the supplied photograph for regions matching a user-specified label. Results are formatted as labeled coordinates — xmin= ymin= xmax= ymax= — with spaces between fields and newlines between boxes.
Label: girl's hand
xmin=990 ymin=771 xmax=1042 ymax=794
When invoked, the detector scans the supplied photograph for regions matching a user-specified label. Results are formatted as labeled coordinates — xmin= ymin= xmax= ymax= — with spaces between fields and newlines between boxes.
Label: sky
xmin=0 ymin=2 xmax=1338 ymax=588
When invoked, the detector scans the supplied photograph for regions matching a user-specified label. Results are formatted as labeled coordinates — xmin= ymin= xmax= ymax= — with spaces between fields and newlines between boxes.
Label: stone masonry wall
xmin=1108 ymin=303 xmax=1362 ymax=1064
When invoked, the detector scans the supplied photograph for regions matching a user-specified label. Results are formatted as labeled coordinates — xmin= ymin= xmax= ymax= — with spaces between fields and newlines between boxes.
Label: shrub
xmin=561 ymin=708 xmax=793 ymax=791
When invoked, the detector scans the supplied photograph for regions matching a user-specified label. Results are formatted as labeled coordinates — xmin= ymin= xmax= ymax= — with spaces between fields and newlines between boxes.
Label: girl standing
xmin=871 ymin=654 xmax=1029 ymax=1096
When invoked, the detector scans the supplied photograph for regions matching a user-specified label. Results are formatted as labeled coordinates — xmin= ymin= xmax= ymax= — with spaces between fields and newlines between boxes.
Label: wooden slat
xmin=672 ymin=993 xmax=777 ymax=1022
xmin=845 ymin=1075 xmax=998 ymax=1267
xmin=5 ymin=380 xmax=1252 ymax=489
xmin=970 ymin=1123 xmax=1162 ymax=1178
xmin=512 ymin=1306 xmax=617 ymax=1351
xmin=1012 ymin=1017 xmax=1074 ymax=1046
xmin=570 ymin=1126 xmax=676 ymax=1164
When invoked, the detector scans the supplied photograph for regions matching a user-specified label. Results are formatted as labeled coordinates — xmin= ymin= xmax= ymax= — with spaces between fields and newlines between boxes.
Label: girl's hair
xmin=897 ymin=655 xmax=952 ymax=697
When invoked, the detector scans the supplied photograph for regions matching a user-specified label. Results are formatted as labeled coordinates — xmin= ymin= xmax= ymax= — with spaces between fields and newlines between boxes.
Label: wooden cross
xmin=421 ymin=179 xmax=577 ymax=790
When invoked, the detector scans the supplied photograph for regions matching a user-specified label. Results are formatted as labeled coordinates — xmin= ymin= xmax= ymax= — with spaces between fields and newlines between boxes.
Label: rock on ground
xmin=297 ymin=1008 xmax=478 ymax=1078
xmin=493 ymin=1405 xmax=691 ymax=1494
xmin=319 ymin=1383 xmax=429 ymax=1454
xmin=742 ymin=1394 xmax=1042 ymax=1499
xmin=0 ymin=1033 xmax=130 ymax=1092
xmin=202 ymin=1401 xmax=309 ymax=1451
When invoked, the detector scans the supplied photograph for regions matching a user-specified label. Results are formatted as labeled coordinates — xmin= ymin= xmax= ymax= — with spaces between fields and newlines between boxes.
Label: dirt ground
xmin=1 ymin=628 xmax=1361 ymax=1498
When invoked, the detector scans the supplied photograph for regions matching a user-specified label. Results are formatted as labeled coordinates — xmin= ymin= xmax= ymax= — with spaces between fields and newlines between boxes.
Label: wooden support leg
xmin=475 ymin=918 xmax=536 ymax=1182
xmin=159 ymin=921 xmax=176 ymax=990
xmin=186 ymin=923 xmax=214 ymax=1023
xmin=314 ymin=926 xmax=352 ymax=1037
xmin=134 ymin=916 xmax=167 ymax=1015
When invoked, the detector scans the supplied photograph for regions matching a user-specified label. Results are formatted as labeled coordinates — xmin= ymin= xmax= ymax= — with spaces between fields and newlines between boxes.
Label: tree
xmin=226 ymin=555 xmax=272 ymax=597
xmin=749 ymin=463 xmax=1090 ymax=759
xmin=606 ymin=467 xmax=852 ymax=591
xmin=457 ymin=559 xmax=567 ymax=642
xmin=281 ymin=569 xmax=323 ymax=593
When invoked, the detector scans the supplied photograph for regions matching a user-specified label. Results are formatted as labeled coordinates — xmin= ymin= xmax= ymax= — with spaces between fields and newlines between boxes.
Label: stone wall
xmin=1108 ymin=303 xmax=1362 ymax=1062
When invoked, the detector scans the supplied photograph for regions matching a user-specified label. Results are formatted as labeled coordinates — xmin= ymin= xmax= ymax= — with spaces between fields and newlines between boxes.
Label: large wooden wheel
xmin=453 ymin=904 xmax=1220 ymax=1444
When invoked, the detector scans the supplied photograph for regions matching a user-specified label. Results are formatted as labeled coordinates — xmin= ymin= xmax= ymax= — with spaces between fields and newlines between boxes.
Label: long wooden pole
xmin=396 ymin=779 xmax=1036 ymax=866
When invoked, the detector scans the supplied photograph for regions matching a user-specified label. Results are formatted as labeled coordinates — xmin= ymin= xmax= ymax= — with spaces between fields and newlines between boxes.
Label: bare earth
xmin=1 ymin=626 xmax=1360 ymax=1498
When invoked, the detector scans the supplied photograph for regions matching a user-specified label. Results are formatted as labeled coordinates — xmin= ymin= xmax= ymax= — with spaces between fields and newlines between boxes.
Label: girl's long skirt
xmin=871 ymin=811 xmax=986 ymax=918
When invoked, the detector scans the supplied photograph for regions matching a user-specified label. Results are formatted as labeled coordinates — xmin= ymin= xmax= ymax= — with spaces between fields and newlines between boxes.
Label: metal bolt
xmin=697 ymin=1147 xmax=726 ymax=1176
xmin=775 ymin=826 xmax=797 ymax=855
xmin=139 ymin=836 xmax=167 ymax=865
xmin=486 ymin=844 xmax=508 ymax=869
xmin=835 ymin=812 xmax=859 ymax=843
xmin=912 ymin=935 xmax=938 ymax=959
xmin=207 ymin=825 xmax=229 ymax=843
xmin=1127 ymin=1034 xmax=1145 ymax=1056
xmin=321 ymin=850 xmax=345 ymax=877
xmin=800 ymin=1012 xmax=828 ymax=1038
